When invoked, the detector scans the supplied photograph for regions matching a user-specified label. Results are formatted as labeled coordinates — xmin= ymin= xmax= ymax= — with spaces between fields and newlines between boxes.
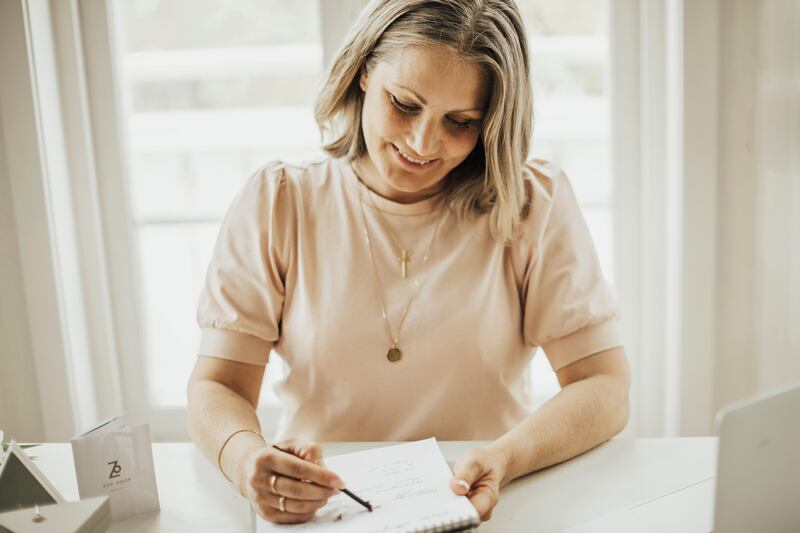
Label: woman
xmin=187 ymin=0 xmax=630 ymax=525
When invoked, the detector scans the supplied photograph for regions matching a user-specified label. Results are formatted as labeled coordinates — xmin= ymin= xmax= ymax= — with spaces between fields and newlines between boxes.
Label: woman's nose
xmin=406 ymin=116 xmax=440 ymax=159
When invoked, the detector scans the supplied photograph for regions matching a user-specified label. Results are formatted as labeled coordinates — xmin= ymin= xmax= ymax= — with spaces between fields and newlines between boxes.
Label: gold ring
xmin=278 ymin=496 xmax=286 ymax=513
xmin=270 ymin=474 xmax=279 ymax=494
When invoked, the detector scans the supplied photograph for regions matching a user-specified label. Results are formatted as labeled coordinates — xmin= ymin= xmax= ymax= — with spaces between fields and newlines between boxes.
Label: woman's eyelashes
xmin=388 ymin=93 xmax=418 ymax=113
xmin=387 ymin=93 xmax=476 ymax=130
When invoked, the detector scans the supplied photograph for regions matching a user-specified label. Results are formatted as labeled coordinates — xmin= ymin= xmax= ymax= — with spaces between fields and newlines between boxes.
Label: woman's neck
xmin=352 ymin=156 xmax=445 ymax=205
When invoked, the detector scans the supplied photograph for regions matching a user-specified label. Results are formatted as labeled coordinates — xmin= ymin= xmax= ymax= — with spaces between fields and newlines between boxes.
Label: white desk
xmin=30 ymin=438 xmax=717 ymax=532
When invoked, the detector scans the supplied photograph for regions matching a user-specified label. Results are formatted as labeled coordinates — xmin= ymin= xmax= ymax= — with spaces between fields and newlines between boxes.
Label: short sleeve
xmin=518 ymin=160 xmax=622 ymax=371
xmin=196 ymin=162 xmax=294 ymax=365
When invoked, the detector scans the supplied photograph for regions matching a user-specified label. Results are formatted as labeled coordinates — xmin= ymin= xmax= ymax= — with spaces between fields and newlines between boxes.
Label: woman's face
xmin=356 ymin=45 xmax=489 ymax=204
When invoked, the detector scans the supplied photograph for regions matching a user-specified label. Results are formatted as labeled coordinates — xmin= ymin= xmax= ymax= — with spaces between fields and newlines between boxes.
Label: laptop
xmin=566 ymin=381 xmax=800 ymax=532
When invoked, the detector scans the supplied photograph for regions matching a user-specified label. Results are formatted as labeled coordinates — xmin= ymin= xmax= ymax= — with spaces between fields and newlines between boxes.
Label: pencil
xmin=271 ymin=444 xmax=373 ymax=512
xmin=340 ymin=487 xmax=373 ymax=512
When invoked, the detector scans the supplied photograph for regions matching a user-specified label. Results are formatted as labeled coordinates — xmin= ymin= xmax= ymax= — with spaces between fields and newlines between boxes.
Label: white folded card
xmin=254 ymin=438 xmax=479 ymax=533
xmin=70 ymin=414 xmax=160 ymax=522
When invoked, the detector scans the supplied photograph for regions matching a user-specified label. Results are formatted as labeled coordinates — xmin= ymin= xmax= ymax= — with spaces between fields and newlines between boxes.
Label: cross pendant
xmin=399 ymin=250 xmax=409 ymax=278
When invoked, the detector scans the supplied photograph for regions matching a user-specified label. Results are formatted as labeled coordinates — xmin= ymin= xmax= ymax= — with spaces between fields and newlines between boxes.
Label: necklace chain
xmin=355 ymin=176 xmax=446 ymax=359
xmin=363 ymin=187 xmax=412 ymax=277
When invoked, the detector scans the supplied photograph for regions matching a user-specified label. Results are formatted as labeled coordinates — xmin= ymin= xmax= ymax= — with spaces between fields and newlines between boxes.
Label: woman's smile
xmin=390 ymin=143 xmax=438 ymax=170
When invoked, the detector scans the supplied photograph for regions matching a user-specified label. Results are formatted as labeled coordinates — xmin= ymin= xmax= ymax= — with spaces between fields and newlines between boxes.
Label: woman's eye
xmin=389 ymin=94 xmax=418 ymax=113
xmin=389 ymin=93 xmax=476 ymax=130
xmin=449 ymin=118 xmax=474 ymax=130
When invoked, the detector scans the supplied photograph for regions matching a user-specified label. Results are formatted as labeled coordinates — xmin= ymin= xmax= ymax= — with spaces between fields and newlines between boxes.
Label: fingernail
xmin=333 ymin=478 xmax=346 ymax=489
xmin=456 ymin=479 xmax=470 ymax=491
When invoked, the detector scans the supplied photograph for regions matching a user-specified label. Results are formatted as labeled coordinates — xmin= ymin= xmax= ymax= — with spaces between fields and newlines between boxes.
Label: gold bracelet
xmin=217 ymin=428 xmax=264 ymax=483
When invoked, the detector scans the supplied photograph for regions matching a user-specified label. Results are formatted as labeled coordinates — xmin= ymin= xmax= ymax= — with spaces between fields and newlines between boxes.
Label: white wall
xmin=713 ymin=0 xmax=800 ymax=417
xmin=0 ymin=109 xmax=45 ymax=442
xmin=752 ymin=0 xmax=800 ymax=390
xmin=714 ymin=0 xmax=760 ymax=410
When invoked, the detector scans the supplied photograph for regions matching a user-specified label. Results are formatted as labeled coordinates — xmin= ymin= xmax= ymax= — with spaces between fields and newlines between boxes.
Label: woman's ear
xmin=359 ymin=68 xmax=368 ymax=92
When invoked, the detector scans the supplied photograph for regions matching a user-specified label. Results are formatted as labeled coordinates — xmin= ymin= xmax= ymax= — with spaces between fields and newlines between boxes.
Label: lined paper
xmin=255 ymin=438 xmax=479 ymax=532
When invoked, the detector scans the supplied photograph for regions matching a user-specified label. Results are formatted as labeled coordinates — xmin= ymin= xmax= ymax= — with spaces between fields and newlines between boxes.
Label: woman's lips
xmin=391 ymin=143 xmax=436 ymax=170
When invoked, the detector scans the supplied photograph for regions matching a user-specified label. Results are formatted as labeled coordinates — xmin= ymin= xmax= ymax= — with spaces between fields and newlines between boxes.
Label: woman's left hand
xmin=449 ymin=446 xmax=508 ymax=522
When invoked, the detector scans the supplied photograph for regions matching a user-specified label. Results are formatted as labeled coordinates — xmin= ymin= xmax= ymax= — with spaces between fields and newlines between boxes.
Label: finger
xmin=253 ymin=503 xmax=315 ymax=526
xmin=269 ymin=474 xmax=339 ymax=500
xmin=300 ymin=442 xmax=324 ymax=464
xmin=450 ymin=477 xmax=472 ymax=495
xmin=262 ymin=451 xmax=345 ymax=489
xmin=451 ymin=454 xmax=484 ymax=495
xmin=277 ymin=439 xmax=324 ymax=464
xmin=259 ymin=493 xmax=329 ymax=515
xmin=468 ymin=487 xmax=497 ymax=520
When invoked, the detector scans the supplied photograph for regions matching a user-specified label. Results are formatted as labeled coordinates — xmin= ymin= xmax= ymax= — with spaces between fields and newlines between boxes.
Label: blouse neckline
xmin=339 ymin=157 xmax=445 ymax=216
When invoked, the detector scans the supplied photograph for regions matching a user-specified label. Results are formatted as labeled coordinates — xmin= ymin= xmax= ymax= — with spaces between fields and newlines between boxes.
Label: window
xmin=113 ymin=0 xmax=324 ymax=408
xmin=517 ymin=0 xmax=613 ymax=405
xmin=111 ymin=0 xmax=614 ymax=428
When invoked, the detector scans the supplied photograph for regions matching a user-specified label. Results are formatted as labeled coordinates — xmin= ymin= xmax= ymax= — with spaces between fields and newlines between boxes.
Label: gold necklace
xmin=356 ymin=180 xmax=446 ymax=363
xmin=364 ymin=189 xmax=412 ymax=278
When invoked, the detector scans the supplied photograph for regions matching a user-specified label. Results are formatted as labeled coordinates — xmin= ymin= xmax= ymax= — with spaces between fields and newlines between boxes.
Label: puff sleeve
xmin=518 ymin=160 xmax=622 ymax=371
xmin=196 ymin=162 xmax=294 ymax=365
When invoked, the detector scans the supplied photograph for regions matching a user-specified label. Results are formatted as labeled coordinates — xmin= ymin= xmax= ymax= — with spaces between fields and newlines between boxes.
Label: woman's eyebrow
xmin=393 ymin=83 xmax=484 ymax=114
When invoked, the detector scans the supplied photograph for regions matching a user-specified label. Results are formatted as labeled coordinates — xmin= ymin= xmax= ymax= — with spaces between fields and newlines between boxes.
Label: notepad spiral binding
xmin=406 ymin=513 xmax=480 ymax=532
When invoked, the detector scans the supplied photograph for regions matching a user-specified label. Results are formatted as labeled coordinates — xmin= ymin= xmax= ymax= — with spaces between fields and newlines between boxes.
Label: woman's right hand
xmin=239 ymin=438 xmax=345 ymax=525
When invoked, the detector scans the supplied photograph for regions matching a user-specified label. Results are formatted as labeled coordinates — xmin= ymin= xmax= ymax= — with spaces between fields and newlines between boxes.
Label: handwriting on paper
xmin=256 ymin=439 xmax=479 ymax=532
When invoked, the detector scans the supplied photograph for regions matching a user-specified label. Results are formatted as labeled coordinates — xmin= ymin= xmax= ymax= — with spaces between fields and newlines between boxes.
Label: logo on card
xmin=108 ymin=460 xmax=122 ymax=479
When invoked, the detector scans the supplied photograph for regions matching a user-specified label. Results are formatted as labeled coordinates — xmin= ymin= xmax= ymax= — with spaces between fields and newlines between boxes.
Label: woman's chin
xmin=383 ymin=173 xmax=436 ymax=195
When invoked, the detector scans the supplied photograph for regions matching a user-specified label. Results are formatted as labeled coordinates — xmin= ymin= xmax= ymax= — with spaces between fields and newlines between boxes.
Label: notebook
xmin=254 ymin=438 xmax=480 ymax=533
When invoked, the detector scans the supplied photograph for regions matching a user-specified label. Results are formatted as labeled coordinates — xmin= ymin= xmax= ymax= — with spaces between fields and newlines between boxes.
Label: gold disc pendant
xmin=386 ymin=347 xmax=402 ymax=362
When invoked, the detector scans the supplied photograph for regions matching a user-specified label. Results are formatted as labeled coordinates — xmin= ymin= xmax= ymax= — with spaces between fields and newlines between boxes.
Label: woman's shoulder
xmin=521 ymin=157 xmax=570 ymax=204
xmin=514 ymin=158 xmax=580 ymax=247
xmin=221 ymin=155 xmax=340 ymax=226
xmin=248 ymin=154 xmax=340 ymax=190
xmin=237 ymin=154 xmax=347 ymax=211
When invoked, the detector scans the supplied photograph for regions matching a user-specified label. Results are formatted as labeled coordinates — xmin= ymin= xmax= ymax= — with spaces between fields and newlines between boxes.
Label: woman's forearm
xmin=489 ymin=373 xmax=630 ymax=486
xmin=187 ymin=378 xmax=266 ymax=494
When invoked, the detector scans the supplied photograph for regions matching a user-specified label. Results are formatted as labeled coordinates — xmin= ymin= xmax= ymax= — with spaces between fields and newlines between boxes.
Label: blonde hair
xmin=314 ymin=0 xmax=533 ymax=244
